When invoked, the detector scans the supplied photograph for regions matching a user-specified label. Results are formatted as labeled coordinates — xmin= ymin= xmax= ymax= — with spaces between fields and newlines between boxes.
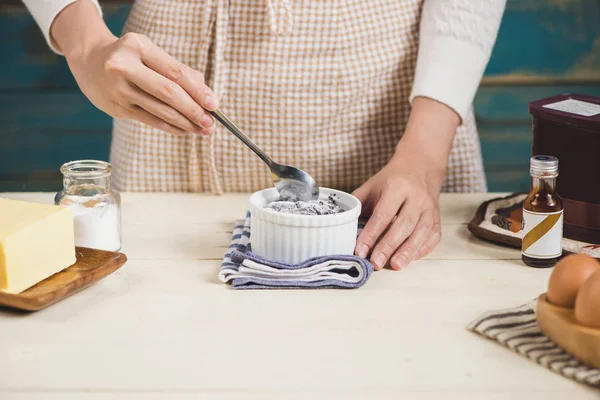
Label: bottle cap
xmin=530 ymin=155 xmax=559 ymax=178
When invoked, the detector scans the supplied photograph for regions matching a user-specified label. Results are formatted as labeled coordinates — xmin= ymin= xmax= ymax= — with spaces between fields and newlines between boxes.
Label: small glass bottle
xmin=55 ymin=160 xmax=122 ymax=252
xmin=521 ymin=155 xmax=563 ymax=268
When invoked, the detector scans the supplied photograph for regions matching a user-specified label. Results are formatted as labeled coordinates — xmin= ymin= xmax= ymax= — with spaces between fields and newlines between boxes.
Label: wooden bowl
xmin=536 ymin=293 xmax=600 ymax=368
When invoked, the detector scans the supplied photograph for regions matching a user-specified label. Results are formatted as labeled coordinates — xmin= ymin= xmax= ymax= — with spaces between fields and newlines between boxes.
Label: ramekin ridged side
xmin=248 ymin=188 xmax=361 ymax=264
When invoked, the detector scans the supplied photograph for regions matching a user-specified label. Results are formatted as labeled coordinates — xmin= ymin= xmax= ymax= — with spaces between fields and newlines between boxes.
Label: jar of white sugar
xmin=55 ymin=160 xmax=122 ymax=252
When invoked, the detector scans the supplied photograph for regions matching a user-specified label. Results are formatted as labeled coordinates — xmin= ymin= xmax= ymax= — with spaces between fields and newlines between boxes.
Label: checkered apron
xmin=111 ymin=0 xmax=487 ymax=194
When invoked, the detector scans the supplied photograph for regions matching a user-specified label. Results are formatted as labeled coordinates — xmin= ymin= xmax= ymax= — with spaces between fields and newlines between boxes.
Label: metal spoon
xmin=209 ymin=109 xmax=319 ymax=202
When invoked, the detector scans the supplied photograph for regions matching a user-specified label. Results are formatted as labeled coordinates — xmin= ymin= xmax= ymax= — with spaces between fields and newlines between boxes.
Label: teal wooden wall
xmin=1 ymin=0 xmax=599 ymax=192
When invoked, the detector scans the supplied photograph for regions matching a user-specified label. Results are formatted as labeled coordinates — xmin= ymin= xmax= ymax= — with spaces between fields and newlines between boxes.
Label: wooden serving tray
xmin=0 ymin=247 xmax=127 ymax=312
xmin=536 ymin=293 xmax=600 ymax=368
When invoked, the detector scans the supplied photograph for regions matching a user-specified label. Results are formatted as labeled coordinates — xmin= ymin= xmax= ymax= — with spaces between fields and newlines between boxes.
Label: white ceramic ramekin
xmin=248 ymin=187 xmax=362 ymax=264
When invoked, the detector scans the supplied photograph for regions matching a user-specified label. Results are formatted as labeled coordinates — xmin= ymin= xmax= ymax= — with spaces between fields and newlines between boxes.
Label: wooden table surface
xmin=0 ymin=192 xmax=596 ymax=399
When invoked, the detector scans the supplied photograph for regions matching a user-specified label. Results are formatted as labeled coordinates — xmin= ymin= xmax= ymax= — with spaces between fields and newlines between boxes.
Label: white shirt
xmin=21 ymin=0 xmax=506 ymax=122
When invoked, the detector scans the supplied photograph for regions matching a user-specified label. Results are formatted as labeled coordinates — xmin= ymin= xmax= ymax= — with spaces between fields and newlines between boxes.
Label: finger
xmin=125 ymin=64 xmax=215 ymax=131
xmin=200 ymin=123 xmax=217 ymax=136
xmin=355 ymin=193 xmax=403 ymax=266
xmin=389 ymin=209 xmax=434 ymax=270
xmin=139 ymin=41 xmax=219 ymax=111
xmin=369 ymin=199 xmax=420 ymax=270
xmin=415 ymin=209 xmax=442 ymax=259
xmin=127 ymin=85 xmax=205 ymax=134
xmin=128 ymin=105 xmax=187 ymax=136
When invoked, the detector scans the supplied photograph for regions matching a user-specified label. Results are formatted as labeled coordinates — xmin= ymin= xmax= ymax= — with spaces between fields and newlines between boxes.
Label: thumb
xmin=351 ymin=184 xmax=368 ymax=203
xmin=352 ymin=182 xmax=373 ymax=220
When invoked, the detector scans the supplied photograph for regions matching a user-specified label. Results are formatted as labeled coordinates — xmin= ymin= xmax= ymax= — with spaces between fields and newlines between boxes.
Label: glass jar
xmin=55 ymin=160 xmax=122 ymax=252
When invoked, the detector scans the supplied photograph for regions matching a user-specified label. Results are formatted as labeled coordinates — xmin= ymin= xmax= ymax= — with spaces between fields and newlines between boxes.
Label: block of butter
xmin=0 ymin=198 xmax=76 ymax=294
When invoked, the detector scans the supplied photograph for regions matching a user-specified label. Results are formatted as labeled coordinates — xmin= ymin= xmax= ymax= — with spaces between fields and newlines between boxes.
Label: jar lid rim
xmin=61 ymin=160 xmax=112 ymax=178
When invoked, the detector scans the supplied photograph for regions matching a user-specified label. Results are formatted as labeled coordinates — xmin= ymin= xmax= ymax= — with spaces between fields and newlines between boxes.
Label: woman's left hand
xmin=353 ymin=159 xmax=442 ymax=270
xmin=352 ymin=96 xmax=461 ymax=270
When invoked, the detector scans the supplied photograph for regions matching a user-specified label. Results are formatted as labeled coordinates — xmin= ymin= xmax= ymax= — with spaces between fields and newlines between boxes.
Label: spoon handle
xmin=209 ymin=110 xmax=273 ymax=167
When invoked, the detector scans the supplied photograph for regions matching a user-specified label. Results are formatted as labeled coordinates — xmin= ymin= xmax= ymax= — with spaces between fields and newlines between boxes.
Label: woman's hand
xmin=353 ymin=160 xmax=442 ymax=270
xmin=51 ymin=0 xmax=218 ymax=136
xmin=353 ymin=96 xmax=461 ymax=270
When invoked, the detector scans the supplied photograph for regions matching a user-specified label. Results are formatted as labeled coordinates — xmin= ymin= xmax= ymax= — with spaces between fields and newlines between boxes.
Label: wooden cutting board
xmin=0 ymin=247 xmax=127 ymax=311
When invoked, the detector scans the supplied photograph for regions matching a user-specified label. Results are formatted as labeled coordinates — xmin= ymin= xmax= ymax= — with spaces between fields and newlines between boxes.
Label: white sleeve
xmin=22 ymin=0 xmax=103 ymax=54
xmin=409 ymin=0 xmax=506 ymax=122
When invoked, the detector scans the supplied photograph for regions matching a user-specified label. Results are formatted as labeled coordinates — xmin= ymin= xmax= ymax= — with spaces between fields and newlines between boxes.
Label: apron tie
xmin=206 ymin=0 xmax=229 ymax=195
xmin=265 ymin=0 xmax=294 ymax=35
xmin=200 ymin=0 xmax=293 ymax=195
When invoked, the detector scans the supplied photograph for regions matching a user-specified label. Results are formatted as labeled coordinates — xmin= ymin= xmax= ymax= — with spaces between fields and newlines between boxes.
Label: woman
xmin=23 ymin=0 xmax=506 ymax=270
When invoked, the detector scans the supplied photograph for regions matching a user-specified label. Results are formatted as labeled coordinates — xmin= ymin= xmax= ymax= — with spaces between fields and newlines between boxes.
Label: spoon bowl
xmin=210 ymin=110 xmax=319 ymax=202
xmin=270 ymin=164 xmax=319 ymax=202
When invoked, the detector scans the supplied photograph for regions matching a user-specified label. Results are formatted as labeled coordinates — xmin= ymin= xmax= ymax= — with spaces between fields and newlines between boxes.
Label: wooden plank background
xmin=0 ymin=0 xmax=599 ymax=192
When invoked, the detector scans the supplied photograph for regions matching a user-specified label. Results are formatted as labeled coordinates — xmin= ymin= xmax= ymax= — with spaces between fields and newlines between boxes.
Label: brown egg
xmin=575 ymin=268 xmax=600 ymax=328
xmin=547 ymin=254 xmax=600 ymax=308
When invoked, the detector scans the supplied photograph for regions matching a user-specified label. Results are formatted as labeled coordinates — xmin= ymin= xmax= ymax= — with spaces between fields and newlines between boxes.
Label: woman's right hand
xmin=52 ymin=1 xmax=218 ymax=136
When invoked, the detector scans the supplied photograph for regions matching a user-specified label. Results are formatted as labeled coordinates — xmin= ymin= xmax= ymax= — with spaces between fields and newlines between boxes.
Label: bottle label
xmin=521 ymin=209 xmax=563 ymax=259
xmin=542 ymin=98 xmax=600 ymax=117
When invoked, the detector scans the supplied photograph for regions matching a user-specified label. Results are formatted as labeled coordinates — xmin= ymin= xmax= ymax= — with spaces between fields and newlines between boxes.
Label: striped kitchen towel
xmin=468 ymin=300 xmax=600 ymax=388
xmin=218 ymin=212 xmax=373 ymax=289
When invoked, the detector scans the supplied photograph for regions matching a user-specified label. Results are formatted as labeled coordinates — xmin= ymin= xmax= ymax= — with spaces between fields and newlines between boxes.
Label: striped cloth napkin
xmin=218 ymin=212 xmax=373 ymax=289
xmin=468 ymin=300 xmax=600 ymax=388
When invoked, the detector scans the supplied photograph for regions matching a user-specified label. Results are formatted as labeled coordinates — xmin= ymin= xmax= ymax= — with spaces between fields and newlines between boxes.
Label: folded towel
xmin=219 ymin=212 xmax=373 ymax=289
xmin=468 ymin=300 xmax=600 ymax=388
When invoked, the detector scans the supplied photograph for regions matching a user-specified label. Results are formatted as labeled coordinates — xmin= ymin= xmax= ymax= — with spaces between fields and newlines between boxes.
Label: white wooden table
xmin=0 ymin=192 xmax=596 ymax=399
